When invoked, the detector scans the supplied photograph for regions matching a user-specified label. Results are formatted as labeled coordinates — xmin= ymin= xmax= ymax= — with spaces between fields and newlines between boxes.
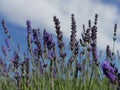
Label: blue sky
xmin=0 ymin=0 xmax=120 ymax=57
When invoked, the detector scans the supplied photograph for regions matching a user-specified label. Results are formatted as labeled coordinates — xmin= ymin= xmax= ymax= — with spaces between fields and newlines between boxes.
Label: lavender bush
xmin=0 ymin=14 xmax=120 ymax=90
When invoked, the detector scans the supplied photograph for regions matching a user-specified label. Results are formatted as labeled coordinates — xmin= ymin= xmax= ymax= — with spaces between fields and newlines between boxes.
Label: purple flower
xmin=32 ymin=29 xmax=38 ymax=41
xmin=74 ymin=41 xmax=79 ymax=56
xmin=70 ymin=14 xmax=77 ymax=51
xmin=43 ymin=30 xmax=55 ymax=50
xmin=1 ymin=20 xmax=8 ymax=34
xmin=48 ymin=51 xmax=56 ymax=61
xmin=12 ymin=51 xmax=20 ymax=69
xmin=101 ymin=60 xmax=117 ymax=82
xmin=59 ymin=52 xmax=66 ymax=58
xmin=5 ymin=38 xmax=11 ymax=51
xmin=1 ymin=20 xmax=11 ymax=39
xmin=1 ymin=45 xmax=7 ymax=56
xmin=53 ymin=16 xmax=64 ymax=50
xmin=26 ymin=20 xmax=32 ymax=34
xmin=53 ymin=16 xmax=60 ymax=34
xmin=32 ymin=28 xmax=41 ymax=43
xmin=113 ymin=23 xmax=117 ymax=41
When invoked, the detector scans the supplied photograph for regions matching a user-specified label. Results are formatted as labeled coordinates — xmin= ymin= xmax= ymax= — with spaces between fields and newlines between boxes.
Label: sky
xmin=0 ymin=0 xmax=120 ymax=57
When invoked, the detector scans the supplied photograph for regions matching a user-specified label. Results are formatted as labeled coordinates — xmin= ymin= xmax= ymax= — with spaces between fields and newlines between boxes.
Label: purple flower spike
xmin=1 ymin=45 xmax=7 ymax=57
xmin=48 ymin=51 xmax=56 ymax=61
xmin=12 ymin=51 xmax=20 ymax=69
xmin=5 ymin=38 xmax=11 ymax=51
xmin=43 ymin=31 xmax=55 ymax=50
xmin=2 ymin=20 xmax=8 ymax=34
xmin=26 ymin=20 xmax=32 ymax=34
xmin=26 ymin=20 xmax=31 ymax=27
xmin=101 ymin=60 xmax=117 ymax=82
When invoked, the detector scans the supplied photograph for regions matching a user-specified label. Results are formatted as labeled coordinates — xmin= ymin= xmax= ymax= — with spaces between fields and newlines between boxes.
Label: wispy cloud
xmin=0 ymin=0 xmax=120 ymax=51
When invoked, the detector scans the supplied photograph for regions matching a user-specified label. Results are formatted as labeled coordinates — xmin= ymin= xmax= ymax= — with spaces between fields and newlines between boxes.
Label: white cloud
xmin=0 ymin=0 xmax=120 ymax=51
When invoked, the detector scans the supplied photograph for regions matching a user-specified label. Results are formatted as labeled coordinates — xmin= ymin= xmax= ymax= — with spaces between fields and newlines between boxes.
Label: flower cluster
xmin=101 ymin=60 xmax=118 ymax=84
xmin=43 ymin=29 xmax=55 ymax=50
xmin=70 ymin=14 xmax=77 ymax=51
xmin=53 ymin=16 xmax=66 ymax=57
xmin=91 ymin=14 xmax=99 ymax=65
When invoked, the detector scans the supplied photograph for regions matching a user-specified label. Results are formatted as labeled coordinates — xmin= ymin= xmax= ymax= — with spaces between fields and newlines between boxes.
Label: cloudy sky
xmin=0 ymin=0 xmax=120 ymax=56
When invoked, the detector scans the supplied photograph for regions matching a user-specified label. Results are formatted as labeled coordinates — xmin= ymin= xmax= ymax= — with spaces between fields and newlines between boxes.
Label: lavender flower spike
xmin=101 ymin=60 xmax=117 ymax=83
xmin=26 ymin=20 xmax=32 ymax=34
xmin=1 ymin=45 xmax=7 ymax=56
xmin=5 ymin=38 xmax=11 ymax=51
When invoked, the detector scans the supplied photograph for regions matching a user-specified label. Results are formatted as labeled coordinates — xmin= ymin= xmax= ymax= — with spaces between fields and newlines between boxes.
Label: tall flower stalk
xmin=53 ymin=16 xmax=66 ymax=78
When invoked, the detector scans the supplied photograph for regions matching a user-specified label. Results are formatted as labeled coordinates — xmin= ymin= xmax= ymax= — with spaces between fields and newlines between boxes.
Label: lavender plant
xmin=0 ymin=14 xmax=120 ymax=90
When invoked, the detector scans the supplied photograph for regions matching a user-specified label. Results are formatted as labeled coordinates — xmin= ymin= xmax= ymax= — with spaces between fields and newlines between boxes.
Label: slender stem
xmin=88 ymin=72 xmax=93 ymax=89
xmin=112 ymin=41 xmax=115 ymax=54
